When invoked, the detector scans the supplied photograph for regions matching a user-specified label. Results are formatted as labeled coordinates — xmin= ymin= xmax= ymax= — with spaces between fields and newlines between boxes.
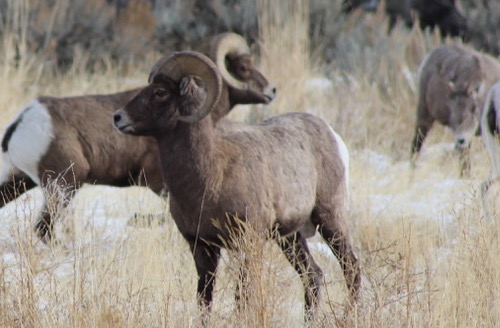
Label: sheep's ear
xmin=471 ymin=55 xmax=481 ymax=72
xmin=178 ymin=76 xmax=209 ymax=123
xmin=151 ymin=51 xmax=222 ymax=123
xmin=477 ymin=82 xmax=486 ymax=97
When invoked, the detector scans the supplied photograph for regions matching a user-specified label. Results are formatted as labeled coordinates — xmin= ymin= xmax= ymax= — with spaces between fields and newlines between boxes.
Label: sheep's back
xmin=216 ymin=112 xmax=348 ymax=229
xmin=38 ymin=90 xmax=157 ymax=183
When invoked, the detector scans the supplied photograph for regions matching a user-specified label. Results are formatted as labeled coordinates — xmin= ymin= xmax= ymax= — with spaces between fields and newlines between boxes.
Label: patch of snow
xmin=308 ymin=240 xmax=332 ymax=257
xmin=356 ymin=149 xmax=392 ymax=174
xmin=305 ymin=77 xmax=333 ymax=90
xmin=1 ymin=252 xmax=17 ymax=266
xmin=352 ymin=146 xmax=475 ymax=226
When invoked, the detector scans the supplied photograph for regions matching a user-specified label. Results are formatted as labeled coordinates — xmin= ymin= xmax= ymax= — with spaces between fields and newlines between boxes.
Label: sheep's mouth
xmin=263 ymin=94 xmax=274 ymax=103
xmin=260 ymin=93 xmax=277 ymax=104
xmin=115 ymin=123 xmax=135 ymax=134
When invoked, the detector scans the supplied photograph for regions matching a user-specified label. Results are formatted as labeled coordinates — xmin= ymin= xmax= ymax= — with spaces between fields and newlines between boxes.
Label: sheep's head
xmin=197 ymin=32 xmax=276 ymax=106
xmin=113 ymin=51 xmax=222 ymax=136
xmin=441 ymin=54 xmax=483 ymax=148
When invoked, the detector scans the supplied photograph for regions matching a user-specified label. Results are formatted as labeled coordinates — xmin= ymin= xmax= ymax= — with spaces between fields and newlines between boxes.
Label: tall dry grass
xmin=0 ymin=0 xmax=498 ymax=327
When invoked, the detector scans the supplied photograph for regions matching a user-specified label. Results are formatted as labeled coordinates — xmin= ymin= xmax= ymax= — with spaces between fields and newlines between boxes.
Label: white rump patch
xmin=4 ymin=99 xmax=54 ymax=184
xmin=330 ymin=127 xmax=350 ymax=188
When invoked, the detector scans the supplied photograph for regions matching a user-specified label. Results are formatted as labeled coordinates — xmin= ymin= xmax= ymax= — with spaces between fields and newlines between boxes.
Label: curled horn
xmin=148 ymin=51 xmax=223 ymax=123
xmin=203 ymin=32 xmax=251 ymax=90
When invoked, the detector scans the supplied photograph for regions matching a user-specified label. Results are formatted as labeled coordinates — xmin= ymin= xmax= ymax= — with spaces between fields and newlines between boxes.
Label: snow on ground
xmin=0 ymin=186 xmax=165 ymax=274
xmin=0 ymin=185 xmax=162 ymax=246
xmin=351 ymin=143 xmax=480 ymax=225
xmin=307 ymin=142 xmax=484 ymax=259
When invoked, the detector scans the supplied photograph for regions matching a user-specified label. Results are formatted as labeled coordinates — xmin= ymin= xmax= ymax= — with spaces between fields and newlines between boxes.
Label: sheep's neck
xmin=210 ymin=86 xmax=231 ymax=123
xmin=156 ymin=117 xmax=226 ymax=205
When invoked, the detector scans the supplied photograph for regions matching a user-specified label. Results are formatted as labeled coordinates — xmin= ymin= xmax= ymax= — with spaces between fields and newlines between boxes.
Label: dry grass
xmin=0 ymin=0 xmax=499 ymax=327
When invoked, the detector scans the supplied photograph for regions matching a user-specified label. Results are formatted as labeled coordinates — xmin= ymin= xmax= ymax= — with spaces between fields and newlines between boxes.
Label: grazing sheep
xmin=0 ymin=32 xmax=276 ymax=243
xmin=410 ymin=43 xmax=500 ymax=176
xmin=113 ymin=51 xmax=361 ymax=319
xmin=480 ymin=81 xmax=500 ymax=220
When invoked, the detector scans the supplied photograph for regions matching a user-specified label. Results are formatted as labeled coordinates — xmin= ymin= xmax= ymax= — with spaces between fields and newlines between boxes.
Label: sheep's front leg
xmin=411 ymin=102 xmax=434 ymax=167
xmin=411 ymin=120 xmax=434 ymax=165
xmin=189 ymin=240 xmax=221 ymax=311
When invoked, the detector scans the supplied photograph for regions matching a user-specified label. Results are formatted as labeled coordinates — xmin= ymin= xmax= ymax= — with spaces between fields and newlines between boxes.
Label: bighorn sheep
xmin=480 ymin=81 xmax=500 ymax=220
xmin=0 ymin=33 xmax=276 ymax=243
xmin=411 ymin=43 xmax=500 ymax=175
xmin=113 ymin=51 xmax=361 ymax=319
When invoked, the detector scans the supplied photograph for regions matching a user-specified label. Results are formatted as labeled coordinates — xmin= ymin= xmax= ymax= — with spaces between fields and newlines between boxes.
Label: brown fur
xmin=411 ymin=43 xmax=500 ymax=175
xmin=37 ymin=90 xmax=159 ymax=188
xmin=0 ymin=33 xmax=276 ymax=243
xmin=114 ymin=52 xmax=360 ymax=319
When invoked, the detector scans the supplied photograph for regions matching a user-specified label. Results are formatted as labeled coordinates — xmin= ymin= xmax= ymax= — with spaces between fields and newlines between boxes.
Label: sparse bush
xmin=2 ymin=0 xmax=498 ymax=73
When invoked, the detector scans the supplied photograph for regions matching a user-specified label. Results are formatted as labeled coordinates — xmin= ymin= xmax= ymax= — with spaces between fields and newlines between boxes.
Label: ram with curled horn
xmin=114 ymin=51 xmax=361 ymax=322
xmin=195 ymin=32 xmax=276 ymax=121
xmin=0 ymin=32 xmax=276 ymax=243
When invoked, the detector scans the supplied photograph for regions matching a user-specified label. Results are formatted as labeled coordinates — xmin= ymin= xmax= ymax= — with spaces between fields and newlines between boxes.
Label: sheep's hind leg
xmin=277 ymin=232 xmax=323 ymax=321
xmin=316 ymin=221 xmax=361 ymax=304
xmin=0 ymin=174 xmax=37 ymax=207
xmin=34 ymin=202 xmax=54 ymax=243
xmin=35 ymin=179 xmax=80 ymax=244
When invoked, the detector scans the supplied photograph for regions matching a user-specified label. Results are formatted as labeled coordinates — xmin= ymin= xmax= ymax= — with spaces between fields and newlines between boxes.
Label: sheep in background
xmin=410 ymin=43 xmax=500 ymax=176
xmin=0 ymin=32 xmax=276 ymax=243
xmin=113 ymin=51 xmax=361 ymax=320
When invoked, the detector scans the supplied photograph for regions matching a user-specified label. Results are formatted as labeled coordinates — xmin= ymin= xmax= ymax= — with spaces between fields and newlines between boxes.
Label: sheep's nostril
xmin=272 ymin=87 xmax=277 ymax=95
xmin=113 ymin=113 xmax=121 ymax=124
xmin=457 ymin=138 xmax=466 ymax=146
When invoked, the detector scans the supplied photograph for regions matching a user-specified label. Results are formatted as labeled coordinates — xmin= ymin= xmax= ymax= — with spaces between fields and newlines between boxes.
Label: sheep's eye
xmin=238 ymin=65 xmax=249 ymax=74
xmin=155 ymin=89 xmax=167 ymax=98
